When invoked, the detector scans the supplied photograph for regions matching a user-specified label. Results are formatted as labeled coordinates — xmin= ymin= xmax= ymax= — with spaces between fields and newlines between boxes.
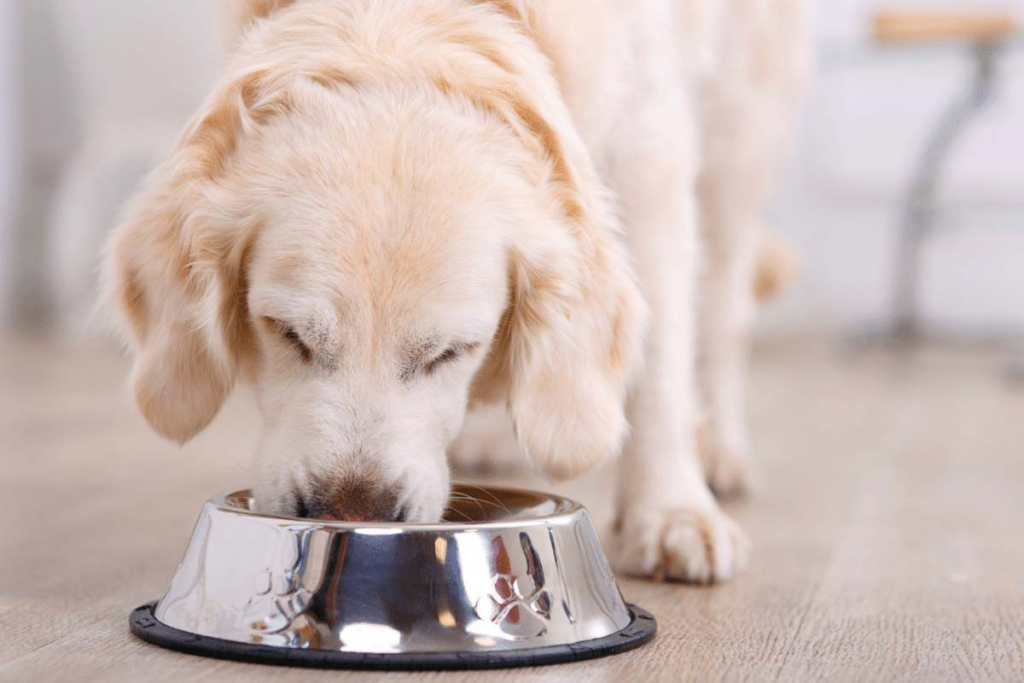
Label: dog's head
xmin=104 ymin=19 xmax=645 ymax=522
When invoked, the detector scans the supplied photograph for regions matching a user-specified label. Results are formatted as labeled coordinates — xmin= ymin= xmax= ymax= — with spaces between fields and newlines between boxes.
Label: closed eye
xmin=420 ymin=341 xmax=480 ymax=378
xmin=262 ymin=317 xmax=312 ymax=363
xmin=425 ymin=346 xmax=462 ymax=374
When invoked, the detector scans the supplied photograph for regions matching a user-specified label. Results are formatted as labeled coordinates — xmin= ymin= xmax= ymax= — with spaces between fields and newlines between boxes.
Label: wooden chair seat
xmin=874 ymin=11 xmax=1018 ymax=44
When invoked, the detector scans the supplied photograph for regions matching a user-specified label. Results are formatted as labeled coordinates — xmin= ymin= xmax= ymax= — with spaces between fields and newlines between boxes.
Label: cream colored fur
xmin=104 ymin=0 xmax=807 ymax=582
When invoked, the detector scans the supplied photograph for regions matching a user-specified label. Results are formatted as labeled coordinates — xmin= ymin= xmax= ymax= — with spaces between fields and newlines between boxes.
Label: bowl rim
xmin=211 ymin=483 xmax=587 ymax=532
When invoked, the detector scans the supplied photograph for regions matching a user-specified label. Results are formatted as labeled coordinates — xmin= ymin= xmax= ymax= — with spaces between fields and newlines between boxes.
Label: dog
xmin=104 ymin=0 xmax=808 ymax=583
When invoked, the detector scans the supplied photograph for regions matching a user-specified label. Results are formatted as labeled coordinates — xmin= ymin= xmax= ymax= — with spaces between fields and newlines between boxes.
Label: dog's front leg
xmin=695 ymin=180 xmax=763 ymax=497
xmin=605 ymin=105 xmax=749 ymax=584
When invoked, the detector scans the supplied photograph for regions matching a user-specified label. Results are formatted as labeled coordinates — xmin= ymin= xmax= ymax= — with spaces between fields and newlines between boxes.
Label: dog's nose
xmin=309 ymin=505 xmax=408 ymax=523
xmin=300 ymin=477 xmax=406 ymax=523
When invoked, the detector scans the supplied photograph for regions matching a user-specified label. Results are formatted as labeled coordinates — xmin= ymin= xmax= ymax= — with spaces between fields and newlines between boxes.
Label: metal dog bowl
xmin=130 ymin=485 xmax=656 ymax=669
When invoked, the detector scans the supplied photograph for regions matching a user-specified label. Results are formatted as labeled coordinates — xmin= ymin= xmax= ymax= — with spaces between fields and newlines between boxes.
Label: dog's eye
xmin=425 ymin=347 xmax=460 ymax=374
xmin=424 ymin=342 xmax=479 ymax=376
xmin=263 ymin=317 xmax=312 ymax=363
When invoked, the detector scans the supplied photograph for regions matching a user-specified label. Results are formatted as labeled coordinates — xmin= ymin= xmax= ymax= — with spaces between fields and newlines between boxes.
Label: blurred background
xmin=0 ymin=0 xmax=1021 ymax=342
xmin=2 ymin=4 xmax=1023 ymax=678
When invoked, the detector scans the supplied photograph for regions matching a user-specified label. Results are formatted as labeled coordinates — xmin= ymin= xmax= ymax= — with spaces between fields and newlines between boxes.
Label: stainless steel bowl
xmin=130 ymin=485 xmax=655 ymax=669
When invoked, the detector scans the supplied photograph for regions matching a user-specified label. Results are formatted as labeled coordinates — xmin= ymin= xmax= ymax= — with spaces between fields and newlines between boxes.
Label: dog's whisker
xmin=442 ymin=505 xmax=473 ymax=522
xmin=449 ymin=492 xmax=506 ymax=510
xmin=447 ymin=490 xmax=490 ymax=517
xmin=458 ymin=484 xmax=511 ymax=514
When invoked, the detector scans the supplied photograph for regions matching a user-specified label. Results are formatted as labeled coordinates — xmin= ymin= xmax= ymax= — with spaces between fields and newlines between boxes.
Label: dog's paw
xmin=609 ymin=504 xmax=749 ymax=584
xmin=705 ymin=441 xmax=754 ymax=498
xmin=698 ymin=423 xmax=755 ymax=498
xmin=449 ymin=404 xmax=524 ymax=475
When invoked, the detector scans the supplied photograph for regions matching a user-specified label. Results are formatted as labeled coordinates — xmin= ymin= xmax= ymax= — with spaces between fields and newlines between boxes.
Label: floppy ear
xmin=103 ymin=75 xmax=267 ymax=444
xmin=465 ymin=64 xmax=648 ymax=481
xmin=500 ymin=225 xmax=646 ymax=482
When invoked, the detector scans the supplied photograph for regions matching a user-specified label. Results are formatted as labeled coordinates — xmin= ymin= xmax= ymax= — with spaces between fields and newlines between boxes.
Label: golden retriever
xmin=104 ymin=0 xmax=807 ymax=583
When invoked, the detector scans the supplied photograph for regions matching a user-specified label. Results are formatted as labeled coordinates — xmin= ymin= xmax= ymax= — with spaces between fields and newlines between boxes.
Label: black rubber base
xmin=130 ymin=601 xmax=656 ymax=670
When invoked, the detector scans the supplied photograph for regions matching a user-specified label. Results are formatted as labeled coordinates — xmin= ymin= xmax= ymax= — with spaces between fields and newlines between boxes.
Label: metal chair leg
xmin=890 ymin=42 xmax=1001 ymax=342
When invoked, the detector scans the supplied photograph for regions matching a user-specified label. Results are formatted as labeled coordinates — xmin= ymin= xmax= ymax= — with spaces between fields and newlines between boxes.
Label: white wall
xmin=0 ymin=2 xmax=22 ymax=326
xmin=0 ymin=0 xmax=220 ymax=327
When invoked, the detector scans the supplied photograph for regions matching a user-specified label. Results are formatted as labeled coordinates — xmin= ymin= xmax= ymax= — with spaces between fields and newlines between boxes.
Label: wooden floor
xmin=1 ymin=332 xmax=1023 ymax=682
